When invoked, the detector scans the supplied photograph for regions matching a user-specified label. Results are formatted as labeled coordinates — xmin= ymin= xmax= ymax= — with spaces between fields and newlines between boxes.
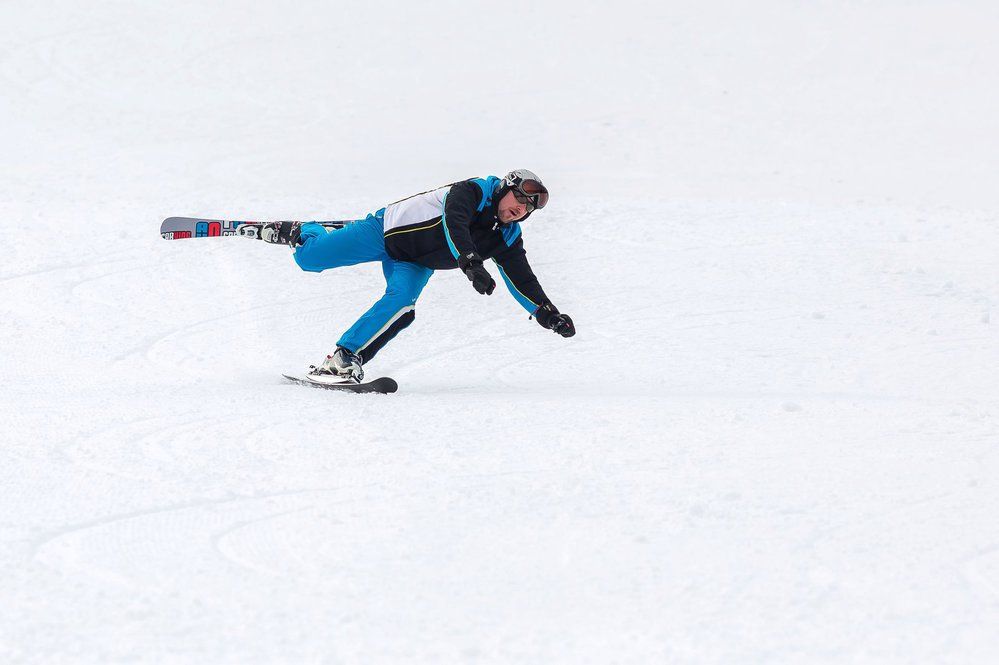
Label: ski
xmin=160 ymin=216 xmax=351 ymax=240
xmin=282 ymin=374 xmax=399 ymax=394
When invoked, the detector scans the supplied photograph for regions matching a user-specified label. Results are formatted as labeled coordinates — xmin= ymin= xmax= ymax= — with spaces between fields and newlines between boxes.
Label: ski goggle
xmin=511 ymin=179 xmax=549 ymax=211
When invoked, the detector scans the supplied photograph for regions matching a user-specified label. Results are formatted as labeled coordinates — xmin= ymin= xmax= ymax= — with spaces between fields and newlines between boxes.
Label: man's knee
xmin=292 ymin=224 xmax=330 ymax=272
xmin=384 ymin=266 xmax=432 ymax=304
xmin=294 ymin=248 xmax=325 ymax=273
xmin=384 ymin=284 xmax=422 ymax=306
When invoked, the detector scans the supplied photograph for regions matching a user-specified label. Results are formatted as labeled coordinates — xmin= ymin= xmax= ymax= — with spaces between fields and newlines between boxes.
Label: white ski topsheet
xmin=160 ymin=216 xmax=251 ymax=239
xmin=2 ymin=2 xmax=999 ymax=663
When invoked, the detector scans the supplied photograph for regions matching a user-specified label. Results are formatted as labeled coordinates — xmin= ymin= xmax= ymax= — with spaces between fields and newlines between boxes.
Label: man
xmin=258 ymin=169 xmax=575 ymax=384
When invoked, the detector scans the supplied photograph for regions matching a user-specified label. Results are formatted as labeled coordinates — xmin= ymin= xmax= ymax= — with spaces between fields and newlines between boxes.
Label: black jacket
xmin=382 ymin=177 xmax=549 ymax=314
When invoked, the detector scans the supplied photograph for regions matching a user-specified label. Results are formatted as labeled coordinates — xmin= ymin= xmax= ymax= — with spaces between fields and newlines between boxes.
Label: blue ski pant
xmin=293 ymin=212 xmax=433 ymax=361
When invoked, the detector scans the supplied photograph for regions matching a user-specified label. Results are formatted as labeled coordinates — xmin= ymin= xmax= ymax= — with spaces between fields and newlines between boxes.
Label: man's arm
xmin=492 ymin=236 xmax=549 ymax=315
xmin=441 ymin=180 xmax=482 ymax=260
xmin=494 ymin=236 xmax=574 ymax=337
xmin=447 ymin=180 xmax=498 ymax=295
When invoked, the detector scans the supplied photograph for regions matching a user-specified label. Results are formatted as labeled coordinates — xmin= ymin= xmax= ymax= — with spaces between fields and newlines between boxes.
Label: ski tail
xmin=160 ymin=217 xmax=351 ymax=240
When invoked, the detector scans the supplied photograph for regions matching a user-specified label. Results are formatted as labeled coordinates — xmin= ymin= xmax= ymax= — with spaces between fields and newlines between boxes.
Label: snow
xmin=2 ymin=1 xmax=998 ymax=662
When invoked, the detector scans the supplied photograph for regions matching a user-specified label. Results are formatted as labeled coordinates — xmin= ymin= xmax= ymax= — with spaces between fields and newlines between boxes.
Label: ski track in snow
xmin=3 ymin=1 xmax=999 ymax=663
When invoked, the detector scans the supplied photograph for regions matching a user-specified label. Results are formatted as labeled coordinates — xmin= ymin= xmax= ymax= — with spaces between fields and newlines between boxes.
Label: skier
xmin=257 ymin=169 xmax=575 ymax=384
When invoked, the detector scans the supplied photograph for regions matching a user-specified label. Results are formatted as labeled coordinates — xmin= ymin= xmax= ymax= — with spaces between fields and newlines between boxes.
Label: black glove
xmin=458 ymin=252 xmax=496 ymax=296
xmin=534 ymin=302 xmax=575 ymax=338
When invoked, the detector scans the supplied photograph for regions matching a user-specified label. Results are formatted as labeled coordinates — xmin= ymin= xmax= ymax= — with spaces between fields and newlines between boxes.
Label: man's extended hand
xmin=458 ymin=253 xmax=496 ymax=295
xmin=549 ymin=314 xmax=575 ymax=337
xmin=534 ymin=301 xmax=576 ymax=338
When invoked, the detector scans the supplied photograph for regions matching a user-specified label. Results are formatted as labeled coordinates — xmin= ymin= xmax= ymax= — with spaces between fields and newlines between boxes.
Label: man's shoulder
xmin=460 ymin=176 xmax=500 ymax=194
xmin=448 ymin=176 xmax=500 ymax=207
xmin=452 ymin=175 xmax=494 ymax=189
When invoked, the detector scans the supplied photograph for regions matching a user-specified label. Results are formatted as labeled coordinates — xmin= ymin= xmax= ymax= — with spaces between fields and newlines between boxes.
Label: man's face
xmin=497 ymin=189 xmax=529 ymax=223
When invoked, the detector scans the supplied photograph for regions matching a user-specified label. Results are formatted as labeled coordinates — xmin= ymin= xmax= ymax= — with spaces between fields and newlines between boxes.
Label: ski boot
xmin=306 ymin=346 xmax=364 ymax=385
xmin=239 ymin=221 xmax=302 ymax=245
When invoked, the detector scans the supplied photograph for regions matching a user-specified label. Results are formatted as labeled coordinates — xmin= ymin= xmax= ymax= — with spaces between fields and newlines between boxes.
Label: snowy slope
xmin=2 ymin=1 xmax=998 ymax=662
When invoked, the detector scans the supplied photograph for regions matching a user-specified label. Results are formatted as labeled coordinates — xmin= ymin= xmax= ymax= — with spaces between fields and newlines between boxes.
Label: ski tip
xmin=376 ymin=377 xmax=399 ymax=393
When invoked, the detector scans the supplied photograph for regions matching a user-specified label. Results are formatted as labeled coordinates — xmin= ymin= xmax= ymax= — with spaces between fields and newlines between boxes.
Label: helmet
xmin=500 ymin=169 xmax=549 ymax=212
